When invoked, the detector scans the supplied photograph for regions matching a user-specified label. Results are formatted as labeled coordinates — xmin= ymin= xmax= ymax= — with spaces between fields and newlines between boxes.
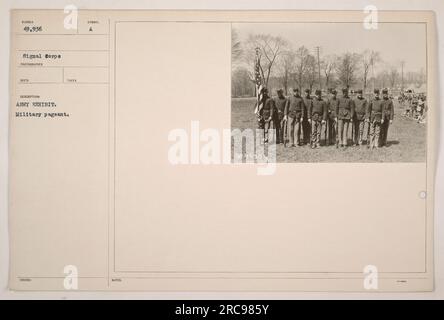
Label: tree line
xmin=231 ymin=30 xmax=426 ymax=98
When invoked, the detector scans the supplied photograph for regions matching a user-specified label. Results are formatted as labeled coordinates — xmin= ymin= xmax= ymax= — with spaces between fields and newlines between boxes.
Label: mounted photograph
xmin=231 ymin=22 xmax=427 ymax=162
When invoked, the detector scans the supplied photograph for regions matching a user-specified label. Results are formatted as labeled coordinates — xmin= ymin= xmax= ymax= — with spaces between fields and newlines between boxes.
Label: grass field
xmin=231 ymin=97 xmax=426 ymax=163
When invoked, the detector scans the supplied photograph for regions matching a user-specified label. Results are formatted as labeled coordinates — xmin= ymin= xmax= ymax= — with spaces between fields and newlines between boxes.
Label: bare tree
xmin=389 ymin=67 xmax=399 ymax=88
xmin=376 ymin=70 xmax=389 ymax=89
xmin=231 ymin=28 xmax=243 ymax=68
xmin=336 ymin=53 xmax=359 ymax=89
xmin=244 ymin=34 xmax=288 ymax=88
xmin=361 ymin=50 xmax=377 ymax=92
xmin=293 ymin=46 xmax=310 ymax=92
xmin=305 ymin=54 xmax=317 ymax=91
xmin=368 ymin=51 xmax=381 ymax=91
xmin=231 ymin=67 xmax=254 ymax=97
xmin=416 ymin=68 xmax=426 ymax=88
xmin=277 ymin=49 xmax=296 ymax=95
xmin=231 ymin=29 xmax=415 ymax=98
xmin=405 ymin=69 xmax=426 ymax=88
xmin=400 ymin=61 xmax=405 ymax=90
xmin=321 ymin=54 xmax=336 ymax=90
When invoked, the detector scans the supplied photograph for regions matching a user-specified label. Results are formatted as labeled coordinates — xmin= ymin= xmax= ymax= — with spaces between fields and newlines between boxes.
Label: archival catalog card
xmin=8 ymin=10 xmax=437 ymax=291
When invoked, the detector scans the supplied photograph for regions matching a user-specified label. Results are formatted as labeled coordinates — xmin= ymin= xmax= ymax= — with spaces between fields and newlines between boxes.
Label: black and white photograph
xmin=2 ymin=1 xmax=443 ymax=302
xmin=231 ymin=22 xmax=427 ymax=162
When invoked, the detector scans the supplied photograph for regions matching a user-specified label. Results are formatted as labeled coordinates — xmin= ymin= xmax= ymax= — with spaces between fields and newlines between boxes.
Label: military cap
xmin=382 ymin=89 xmax=389 ymax=94
xmin=374 ymin=89 xmax=380 ymax=94
xmin=293 ymin=88 xmax=299 ymax=92
xmin=304 ymin=89 xmax=311 ymax=93
xmin=315 ymin=89 xmax=322 ymax=95
xmin=357 ymin=89 xmax=363 ymax=94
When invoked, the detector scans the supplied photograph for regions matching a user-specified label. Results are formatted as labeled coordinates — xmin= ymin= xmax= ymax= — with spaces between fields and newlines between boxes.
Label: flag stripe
xmin=254 ymin=52 xmax=264 ymax=115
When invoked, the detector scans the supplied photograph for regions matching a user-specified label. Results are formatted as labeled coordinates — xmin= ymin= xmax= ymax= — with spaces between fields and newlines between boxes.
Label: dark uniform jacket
xmin=274 ymin=96 xmax=287 ymax=121
xmin=303 ymin=96 xmax=312 ymax=119
xmin=382 ymin=98 xmax=394 ymax=120
xmin=354 ymin=97 xmax=369 ymax=121
xmin=260 ymin=97 xmax=275 ymax=120
xmin=285 ymin=95 xmax=305 ymax=119
xmin=309 ymin=98 xmax=327 ymax=121
xmin=327 ymin=97 xmax=339 ymax=120
xmin=369 ymin=98 xmax=384 ymax=122
xmin=336 ymin=96 xmax=355 ymax=120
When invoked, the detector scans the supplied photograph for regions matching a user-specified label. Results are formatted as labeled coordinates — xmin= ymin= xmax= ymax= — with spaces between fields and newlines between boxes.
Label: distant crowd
xmin=398 ymin=91 xmax=427 ymax=124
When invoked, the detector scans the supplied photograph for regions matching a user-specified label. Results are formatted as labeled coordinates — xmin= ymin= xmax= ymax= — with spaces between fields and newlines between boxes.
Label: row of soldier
xmin=258 ymin=87 xmax=394 ymax=149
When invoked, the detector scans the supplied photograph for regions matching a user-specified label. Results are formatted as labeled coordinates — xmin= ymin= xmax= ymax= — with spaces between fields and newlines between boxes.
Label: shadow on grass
xmin=386 ymin=140 xmax=400 ymax=147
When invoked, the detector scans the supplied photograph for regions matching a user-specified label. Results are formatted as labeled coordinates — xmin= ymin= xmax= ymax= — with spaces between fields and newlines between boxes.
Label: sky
xmin=234 ymin=22 xmax=427 ymax=73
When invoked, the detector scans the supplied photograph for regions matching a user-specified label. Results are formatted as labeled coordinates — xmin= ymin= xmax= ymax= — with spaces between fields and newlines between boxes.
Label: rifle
xmin=335 ymin=118 xmax=339 ymax=147
xmin=366 ymin=119 xmax=371 ymax=146
xmin=351 ymin=118 xmax=355 ymax=146
xmin=283 ymin=118 xmax=288 ymax=147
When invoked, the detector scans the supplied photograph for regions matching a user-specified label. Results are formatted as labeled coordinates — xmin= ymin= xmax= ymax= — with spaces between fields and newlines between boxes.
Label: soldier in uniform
xmin=284 ymin=88 xmax=305 ymax=147
xmin=335 ymin=88 xmax=355 ymax=148
xmin=380 ymin=88 xmax=394 ymax=147
xmin=308 ymin=89 xmax=327 ymax=148
xmin=403 ymin=92 xmax=412 ymax=117
xmin=412 ymin=95 xmax=419 ymax=119
xmin=417 ymin=96 xmax=426 ymax=123
xmin=352 ymin=89 xmax=369 ymax=146
xmin=327 ymin=89 xmax=339 ymax=146
xmin=258 ymin=88 xmax=275 ymax=143
xmin=302 ymin=89 xmax=312 ymax=145
xmin=368 ymin=89 xmax=384 ymax=149
xmin=274 ymin=89 xmax=287 ymax=144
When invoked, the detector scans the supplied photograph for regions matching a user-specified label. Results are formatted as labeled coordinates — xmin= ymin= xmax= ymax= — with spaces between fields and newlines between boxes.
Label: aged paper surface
xmin=8 ymin=10 xmax=436 ymax=291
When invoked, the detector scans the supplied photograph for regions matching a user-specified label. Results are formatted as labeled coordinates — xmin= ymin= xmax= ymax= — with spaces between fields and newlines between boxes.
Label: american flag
xmin=253 ymin=48 xmax=264 ymax=115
